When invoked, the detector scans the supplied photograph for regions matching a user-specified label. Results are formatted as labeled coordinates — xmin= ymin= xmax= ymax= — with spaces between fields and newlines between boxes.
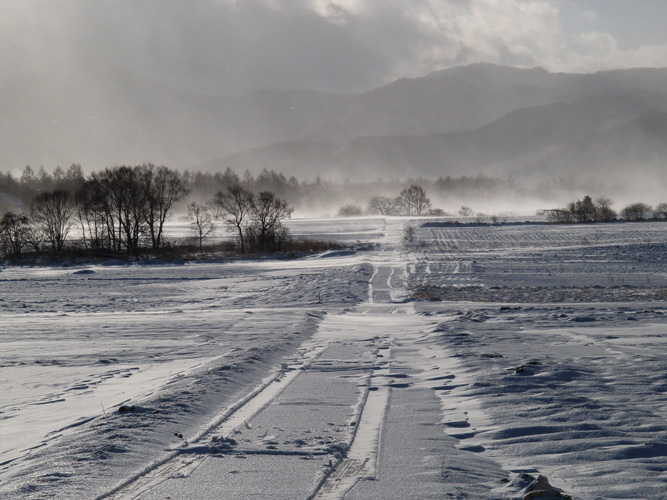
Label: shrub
xmin=0 ymin=212 xmax=32 ymax=257
xmin=457 ymin=205 xmax=473 ymax=217
xmin=403 ymin=224 xmax=416 ymax=243
xmin=654 ymin=202 xmax=667 ymax=219
xmin=337 ymin=204 xmax=363 ymax=217
xmin=621 ymin=202 xmax=652 ymax=221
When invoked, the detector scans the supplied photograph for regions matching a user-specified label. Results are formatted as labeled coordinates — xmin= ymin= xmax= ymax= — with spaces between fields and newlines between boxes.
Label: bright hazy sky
xmin=3 ymin=0 xmax=667 ymax=95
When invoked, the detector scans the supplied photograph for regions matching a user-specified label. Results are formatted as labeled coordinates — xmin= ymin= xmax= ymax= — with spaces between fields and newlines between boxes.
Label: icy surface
xmin=2 ymin=217 xmax=667 ymax=499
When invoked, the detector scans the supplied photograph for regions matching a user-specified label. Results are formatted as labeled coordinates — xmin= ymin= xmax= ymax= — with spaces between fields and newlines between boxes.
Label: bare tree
xmin=457 ymin=205 xmax=474 ymax=217
xmin=30 ymin=190 xmax=75 ymax=254
xmin=248 ymin=191 xmax=293 ymax=252
xmin=595 ymin=197 xmax=617 ymax=222
xmin=76 ymin=175 xmax=116 ymax=252
xmin=367 ymin=196 xmax=397 ymax=215
xmin=188 ymin=202 xmax=215 ymax=253
xmin=139 ymin=164 xmax=189 ymax=250
xmin=102 ymin=166 xmax=148 ymax=254
xmin=94 ymin=167 xmax=131 ymax=252
xmin=368 ymin=196 xmax=396 ymax=215
xmin=0 ymin=212 xmax=32 ymax=257
xmin=397 ymin=185 xmax=431 ymax=215
xmin=214 ymin=184 xmax=254 ymax=253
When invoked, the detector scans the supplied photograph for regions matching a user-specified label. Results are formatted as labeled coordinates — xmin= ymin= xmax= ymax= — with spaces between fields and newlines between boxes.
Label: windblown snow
xmin=1 ymin=217 xmax=666 ymax=499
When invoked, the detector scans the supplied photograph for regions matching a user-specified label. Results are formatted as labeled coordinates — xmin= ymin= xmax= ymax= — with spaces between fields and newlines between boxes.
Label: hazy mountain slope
xmin=3 ymin=59 xmax=667 ymax=182
xmin=294 ymin=67 xmax=567 ymax=144
xmin=559 ymin=67 xmax=667 ymax=101
xmin=425 ymin=63 xmax=574 ymax=89
xmin=204 ymin=65 xmax=667 ymax=180
xmin=508 ymin=110 xmax=667 ymax=182
xmin=214 ymin=94 xmax=656 ymax=179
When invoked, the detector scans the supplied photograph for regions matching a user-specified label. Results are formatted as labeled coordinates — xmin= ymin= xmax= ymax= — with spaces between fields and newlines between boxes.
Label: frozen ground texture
xmin=1 ymin=218 xmax=667 ymax=499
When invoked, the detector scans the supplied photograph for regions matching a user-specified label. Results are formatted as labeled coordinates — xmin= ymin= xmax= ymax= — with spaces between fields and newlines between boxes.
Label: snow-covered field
xmin=2 ymin=217 xmax=667 ymax=499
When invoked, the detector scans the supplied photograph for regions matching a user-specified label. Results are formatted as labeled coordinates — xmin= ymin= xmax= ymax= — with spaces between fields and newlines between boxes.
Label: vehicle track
xmin=99 ymin=338 xmax=333 ymax=500
xmin=310 ymin=345 xmax=391 ymax=499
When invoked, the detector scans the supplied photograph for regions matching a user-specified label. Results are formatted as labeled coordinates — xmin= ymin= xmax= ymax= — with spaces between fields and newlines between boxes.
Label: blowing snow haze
xmin=3 ymin=0 xmax=667 ymax=193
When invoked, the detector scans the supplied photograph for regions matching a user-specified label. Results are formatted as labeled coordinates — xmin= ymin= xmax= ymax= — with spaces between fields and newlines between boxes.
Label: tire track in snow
xmin=368 ymin=262 xmax=406 ymax=304
xmin=311 ymin=345 xmax=391 ymax=499
xmin=99 ymin=339 xmax=332 ymax=500
xmin=368 ymin=266 xmax=379 ymax=304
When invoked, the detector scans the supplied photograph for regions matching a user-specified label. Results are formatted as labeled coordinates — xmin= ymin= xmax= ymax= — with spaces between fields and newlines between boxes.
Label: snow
xmin=2 ymin=217 xmax=667 ymax=498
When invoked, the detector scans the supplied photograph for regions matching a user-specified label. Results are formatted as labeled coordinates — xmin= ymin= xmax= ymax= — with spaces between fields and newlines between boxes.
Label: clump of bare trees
xmin=547 ymin=195 xmax=618 ymax=223
xmin=367 ymin=185 xmax=432 ymax=216
xmin=0 ymin=164 xmax=188 ymax=259
xmin=75 ymin=164 xmax=189 ymax=254
xmin=214 ymin=185 xmax=293 ymax=253
xmin=547 ymin=196 xmax=667 ymax=224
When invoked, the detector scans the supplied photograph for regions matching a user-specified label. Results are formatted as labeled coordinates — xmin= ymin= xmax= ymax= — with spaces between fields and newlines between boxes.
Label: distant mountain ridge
xmin=209 ymin=64 xmax=667 ymax=183
xmin=2 ymin=59 xmax=667 ymax=186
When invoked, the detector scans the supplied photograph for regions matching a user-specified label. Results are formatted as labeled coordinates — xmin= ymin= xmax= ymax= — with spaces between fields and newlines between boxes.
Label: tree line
xmin=8 ymin=163 xmax=667 ymax=259
xmin=1 ymin=164 xmax=189 ymax=258
xmin=1 ymin=164 xmax=526 ymax=216
xmin=0 ymin=164 xmax=296 ymax=259
xmin=546 ymin=195 xmax=667 ymax=223
xmin=2 ymin=164 xmax=517 ymax=258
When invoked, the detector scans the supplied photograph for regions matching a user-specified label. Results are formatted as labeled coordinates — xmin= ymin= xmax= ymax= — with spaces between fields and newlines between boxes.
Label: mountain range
xmin=2 ymin=59 xmax=667 ymax=187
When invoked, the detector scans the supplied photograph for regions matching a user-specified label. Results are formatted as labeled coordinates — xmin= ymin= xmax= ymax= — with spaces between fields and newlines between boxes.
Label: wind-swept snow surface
xmin=2 ymin=218 xmax=667 ymax=499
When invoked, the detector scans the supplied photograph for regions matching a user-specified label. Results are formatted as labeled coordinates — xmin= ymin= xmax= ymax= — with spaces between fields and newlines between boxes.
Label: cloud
xmin=580 ymin=9 xmax=599 ymax=23
xmin=2 ymin=0 xmax=667 ymax=95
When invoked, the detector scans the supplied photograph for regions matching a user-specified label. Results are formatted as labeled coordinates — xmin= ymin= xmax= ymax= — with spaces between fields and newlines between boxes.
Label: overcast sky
xmin=3 ymin=0 xmax=667 ymax=96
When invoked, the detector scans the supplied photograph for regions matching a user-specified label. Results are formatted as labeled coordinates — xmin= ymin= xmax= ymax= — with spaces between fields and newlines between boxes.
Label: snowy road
xmin=2 ymin=218 xmax=667 ymax=499
xmin=100 ymin=222 xmax=475 ymax=499
xmin=113 ymin=305 xmax=448 ymax=500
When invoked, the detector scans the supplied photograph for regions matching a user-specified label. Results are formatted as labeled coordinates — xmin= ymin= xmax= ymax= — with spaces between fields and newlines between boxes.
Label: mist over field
xmin=3 ymin=60 xmax=667 ymax=217
xmin=4 ymin=61 xmax=667 ymax=200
